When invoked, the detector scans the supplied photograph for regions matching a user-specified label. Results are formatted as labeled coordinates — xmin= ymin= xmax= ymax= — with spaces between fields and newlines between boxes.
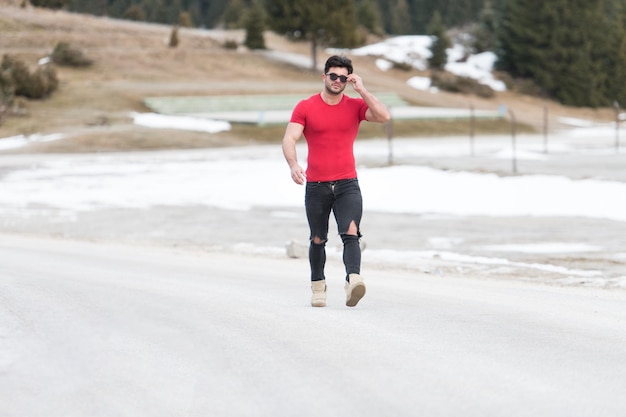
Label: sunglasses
xmin=326 ymin=73 xmax=348 ymax=83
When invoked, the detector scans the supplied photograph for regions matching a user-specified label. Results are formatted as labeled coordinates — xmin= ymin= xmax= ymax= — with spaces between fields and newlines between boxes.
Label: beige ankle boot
xmin=311 ymin=280 xmax=327 ymax=307
xmin=344 ymin=274 xmax=366 ymax=307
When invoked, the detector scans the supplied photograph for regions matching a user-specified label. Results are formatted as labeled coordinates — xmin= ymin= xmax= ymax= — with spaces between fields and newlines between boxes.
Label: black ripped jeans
xmin=305 ymin=178 xmax=362 ymax=282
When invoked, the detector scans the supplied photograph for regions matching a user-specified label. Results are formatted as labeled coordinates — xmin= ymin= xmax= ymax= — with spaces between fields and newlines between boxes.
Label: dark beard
xmin=325 ymin=83 xmax=345 ymax=96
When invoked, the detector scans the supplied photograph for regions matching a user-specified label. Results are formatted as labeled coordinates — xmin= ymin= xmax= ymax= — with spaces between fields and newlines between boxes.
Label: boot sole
xmin=346 ymin=282 xmax=366 ymax=307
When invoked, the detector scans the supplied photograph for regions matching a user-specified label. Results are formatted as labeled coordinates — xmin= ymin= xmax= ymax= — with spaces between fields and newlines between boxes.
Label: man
xmin=282 ymin=55 xmax=391 ymax=308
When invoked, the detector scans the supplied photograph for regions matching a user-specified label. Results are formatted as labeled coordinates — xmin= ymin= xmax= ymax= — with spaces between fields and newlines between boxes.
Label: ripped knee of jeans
xmin=340 ymin=234 xmax=360 ymax=245
xmin=341 ymin=220 xmax=361 ymax=240
xmin=311 ymin=235 xmax=327 ymax=246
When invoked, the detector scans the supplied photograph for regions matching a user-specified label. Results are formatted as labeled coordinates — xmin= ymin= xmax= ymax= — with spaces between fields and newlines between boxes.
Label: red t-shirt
xmin=290 ymin=93 xmax=368 ymax=182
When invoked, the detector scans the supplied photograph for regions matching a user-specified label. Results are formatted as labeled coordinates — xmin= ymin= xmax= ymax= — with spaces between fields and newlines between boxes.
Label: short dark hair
xmin=324 ymin=55 xmax=353 ymax=75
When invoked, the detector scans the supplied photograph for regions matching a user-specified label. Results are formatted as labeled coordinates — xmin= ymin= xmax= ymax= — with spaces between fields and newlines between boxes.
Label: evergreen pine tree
xmin=609 ymin=4 xmax=626 ymax=106
xmin=108 ymin=0 xmax=132 ymax=19
xmin=473 ymin=0 xmax=497 ymax=53
xmin=557 ymin=1 xmax=609 ymax=106
xmin=357 ymin=0 xmax=383 ymax=36
xmin=265 ymin=0 xmax=359 ymax=70
xmin=497 ymin=0 xmax=611 ymax=107
xmin=325 ymin=0 xmax=359 ymax=48
xmin=123 ymin=5 xmax=147 ymax=21
xmin=427 ymin=11 xmax=450 ymax=71
xmin=147 ymin=0 xmax=164 ymax=23
xmin=390 ymin=0 xmax=411 ymax=34
xmin=67 ymin=0 xmax=106 ymax=14
xmin=496 ymin=0 xmax=547 ymax=79
xmin=223 ymin=0 xmax=245 ymax=29
xmin=30 ymin=0 xmax=72 ymax=9
xmin=244 ymin=0 xmax=266 ymax=50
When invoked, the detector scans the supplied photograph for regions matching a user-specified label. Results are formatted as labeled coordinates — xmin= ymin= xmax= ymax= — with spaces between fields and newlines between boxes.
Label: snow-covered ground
xmin=0 ymin=132 xmax=624 ymax=220
xmin=1 ymin=123 xmax=625 ymax=287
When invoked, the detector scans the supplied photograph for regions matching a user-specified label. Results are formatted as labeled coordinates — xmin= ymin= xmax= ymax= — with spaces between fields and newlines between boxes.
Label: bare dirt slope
xmin=0 ymin=3 xmax=616 ymax=151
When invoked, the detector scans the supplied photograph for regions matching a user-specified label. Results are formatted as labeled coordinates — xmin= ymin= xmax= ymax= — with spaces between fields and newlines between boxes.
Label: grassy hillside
xmin=0 ymin=3 xmax=615 ymax=153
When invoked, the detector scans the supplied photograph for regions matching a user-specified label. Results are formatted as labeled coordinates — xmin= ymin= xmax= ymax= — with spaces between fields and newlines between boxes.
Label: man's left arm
xmin=347 ymin=74 xmax=391 ymax=123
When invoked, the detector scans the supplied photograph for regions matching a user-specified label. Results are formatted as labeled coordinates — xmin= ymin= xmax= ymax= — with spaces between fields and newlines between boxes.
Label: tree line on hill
xmin=31 ymin=0 xmax=493 ymax=33
xmin=20 ymin=0 xmax=626 ymax=108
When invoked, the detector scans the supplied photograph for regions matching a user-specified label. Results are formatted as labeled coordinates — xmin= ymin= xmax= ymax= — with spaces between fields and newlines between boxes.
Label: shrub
xmin=1 ymin=54 xmax=58 ymax=99
xmin=223 ymin=39 xmax=239 ymax=50
xmin=169 ymin=26 xmax=179 ymax=48
xmin=0 ymin=67 xmax=15 ymax=123
xmin=26 ymin=65 xmax=58 ymax=98
xmin=51 ymin=41 xmax=93 ymax=67
xmin=392 ymin=61 xmax=413 ymax=71
xmin=1 ymin=55 xmax=31 ymax=97
xmin=0 ymin=67 xmax=14 ymax=102
xmin=513 ymin=78 xmax=545 ymax=97
xmin=179 ymin=12 xmax=193 ymax=28
xmin=124 ymin=5 xmax=146 ymax=21
xmin=431 ymin=71 xmax=494 ymax=98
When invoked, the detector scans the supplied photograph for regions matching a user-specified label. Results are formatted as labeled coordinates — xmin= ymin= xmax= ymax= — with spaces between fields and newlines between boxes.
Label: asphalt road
xmin=2 ymin=233 xmax=626 ymax=417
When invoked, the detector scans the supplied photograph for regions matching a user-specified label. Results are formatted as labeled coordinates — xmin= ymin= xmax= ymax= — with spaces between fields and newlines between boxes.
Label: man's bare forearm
xmin=360 ymin=89 xmax=391 ymax=123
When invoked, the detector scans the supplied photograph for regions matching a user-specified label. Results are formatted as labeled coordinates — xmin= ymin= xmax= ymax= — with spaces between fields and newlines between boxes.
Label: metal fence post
xmin=385 ymin=111 xmax=393 ymax=166
xmin=543 ymin=101 xmax=548 ymax=154
xmin=509 ymin=109 xmax=517 ymax=174
xmin=469 ymin=103 xmax=475 ymax=156
xmin=614 ymin=101 xmax=620 ymax=153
